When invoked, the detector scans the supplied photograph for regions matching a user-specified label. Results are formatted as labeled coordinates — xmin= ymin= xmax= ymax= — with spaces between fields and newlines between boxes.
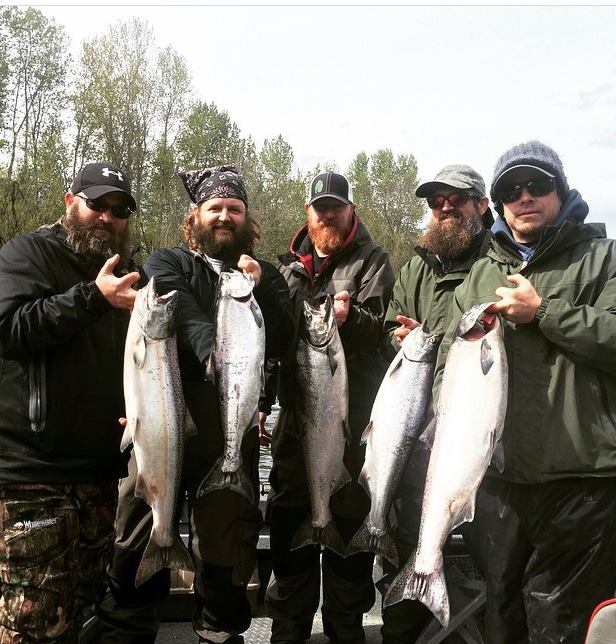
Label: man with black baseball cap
xmin=431 ymin=141 xmax=616 ymax=641
xmin=0 ymin=161 xmax=141 ymax=640
xmin=379 ymin=163 xmax=493 ymax=643
xmin=265 ymin=171 xmax=395 ymax=644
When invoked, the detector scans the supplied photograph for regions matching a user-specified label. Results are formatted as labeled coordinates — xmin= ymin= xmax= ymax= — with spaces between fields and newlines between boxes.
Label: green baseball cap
xmin=416 ymin=164 xmax=486 ymax=198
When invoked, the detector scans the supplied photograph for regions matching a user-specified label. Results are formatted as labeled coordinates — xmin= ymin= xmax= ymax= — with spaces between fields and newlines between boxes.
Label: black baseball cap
xmin=307 ymin=171 xmax=354 ymax=206
xmin=70 ymin=162 xmax=136 ymax=211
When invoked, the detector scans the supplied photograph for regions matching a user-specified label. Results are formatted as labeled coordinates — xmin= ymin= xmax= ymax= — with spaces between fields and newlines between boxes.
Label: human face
xmin=305 ymin=198 xmax=354 ymax=255
xmin=64 ymin=191 xmax=131 ymax=235
xmin=498 ymin=169 xmax=562 ymax=243
xmin=191 ymin=197 xmax=250 ymax=260
xmin=421 ymin=190 xmax=488 ymax=259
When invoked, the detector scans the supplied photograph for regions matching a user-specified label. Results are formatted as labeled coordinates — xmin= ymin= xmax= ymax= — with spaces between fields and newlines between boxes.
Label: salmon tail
xmin=346 ymin=522 xmax=399 ymax=567
xmin=290 ymin=516 xmax=346 ymax=556
xmin=135 ymin=533 xmax=194 ymax=588
xmin=196 ymin=458 xmax=255 ymax=504
xmin=383 ymin=551 xmax=449 ymax=627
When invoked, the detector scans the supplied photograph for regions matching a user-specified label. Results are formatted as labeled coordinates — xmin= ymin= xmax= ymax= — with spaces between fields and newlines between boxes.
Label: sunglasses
xmin=77 ymin=194 xmax=133 ymax=219
xmin=497 ymin=177 xmax=556 ymax=204
xmin=426 ymin=192 xmax=475 ymax=210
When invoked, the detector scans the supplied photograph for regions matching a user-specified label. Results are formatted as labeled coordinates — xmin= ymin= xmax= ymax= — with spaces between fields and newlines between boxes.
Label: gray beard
xmin=63 ymin=205 xmax=131 ymax=272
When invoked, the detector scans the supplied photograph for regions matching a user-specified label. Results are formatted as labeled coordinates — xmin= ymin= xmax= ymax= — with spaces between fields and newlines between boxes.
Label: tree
xmin=348 ymin=149 xmax=425 ymax=271
xmin=0 ymin=7 xmax=69 ymax=241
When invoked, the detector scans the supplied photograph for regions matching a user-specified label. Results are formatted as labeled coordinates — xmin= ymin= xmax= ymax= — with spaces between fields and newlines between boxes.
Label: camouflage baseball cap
xmin=415 ymin=164 xmax=486 ymax=198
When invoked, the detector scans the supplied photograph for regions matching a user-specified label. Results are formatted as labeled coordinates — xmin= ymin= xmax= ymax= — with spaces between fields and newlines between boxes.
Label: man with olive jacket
xmin=433 ymin=141 xmax=616 ymax=643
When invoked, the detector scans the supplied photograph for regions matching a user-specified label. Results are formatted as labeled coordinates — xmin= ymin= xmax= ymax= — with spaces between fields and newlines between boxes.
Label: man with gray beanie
xmin=379 ymin=164 xmax=493 ymax=643
xmin=97 ymin=164 xmax=293 ymax=644
xmin=432 ymin=141 xmax=616 ymax=642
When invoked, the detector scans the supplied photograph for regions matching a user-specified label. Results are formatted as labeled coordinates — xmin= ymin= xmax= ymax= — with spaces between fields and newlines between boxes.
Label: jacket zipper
xmin=28 ymin=357 xmax=46 ymax=434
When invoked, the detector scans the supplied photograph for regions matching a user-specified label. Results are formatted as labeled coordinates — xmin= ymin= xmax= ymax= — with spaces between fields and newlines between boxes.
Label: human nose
xmin=98 ymin=208 xmax=114 ymax=223
xmin=218 ymin=208 xmax=230 ymax=222
xmin=519 ymin=187 xmax=533 ymax=202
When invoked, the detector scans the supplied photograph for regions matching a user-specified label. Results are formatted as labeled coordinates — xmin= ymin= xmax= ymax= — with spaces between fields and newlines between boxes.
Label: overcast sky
xmin=33 ymin=3 xmax=616 ymax=235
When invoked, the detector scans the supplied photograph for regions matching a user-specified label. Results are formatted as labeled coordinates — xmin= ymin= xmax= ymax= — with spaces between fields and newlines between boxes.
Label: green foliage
xmin=0 ymin=12 xmax=428 ymax=278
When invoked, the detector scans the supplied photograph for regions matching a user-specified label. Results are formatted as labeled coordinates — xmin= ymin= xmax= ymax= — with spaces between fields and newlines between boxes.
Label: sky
xmin=26 ymin=2 xmax=616 ymax=235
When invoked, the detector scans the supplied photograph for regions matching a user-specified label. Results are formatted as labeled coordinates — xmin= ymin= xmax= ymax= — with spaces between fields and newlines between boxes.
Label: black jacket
xmin=276 ymin=216 xmax=395 ymax=414
xmin=143 ymin=245 xmax=293 ymax=424
xmin=0 ymin=223 xmax=134 ymax=483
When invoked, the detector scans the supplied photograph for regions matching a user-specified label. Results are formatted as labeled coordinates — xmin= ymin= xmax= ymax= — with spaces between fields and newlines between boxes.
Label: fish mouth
xmin=457 ymin=302 xmax=500 ymax=340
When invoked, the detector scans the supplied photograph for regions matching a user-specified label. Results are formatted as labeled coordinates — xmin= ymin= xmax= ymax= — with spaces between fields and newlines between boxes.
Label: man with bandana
xmin=0 ymin=161 xmax=141 ymax=641
xmin=265 ymin=171 xmax=395 ymax=644
xmin=380 ymin=165 xmax=493 ymax=644
xmin=97 ymin=165 xmax=292 ymax=644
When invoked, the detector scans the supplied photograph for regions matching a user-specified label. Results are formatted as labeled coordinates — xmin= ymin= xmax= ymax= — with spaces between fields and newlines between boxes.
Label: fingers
xmin=395 ymin=314 xmax=420 ymax=330
xmin=238 ymin=254 xmax=262 ymax=285
xmin=100 ymin=254 xmax=120 ymax=274
xmin=334 ymin=290 xmax=350 ymax=302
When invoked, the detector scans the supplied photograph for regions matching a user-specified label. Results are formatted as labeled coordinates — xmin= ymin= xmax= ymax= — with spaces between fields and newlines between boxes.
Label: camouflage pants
xmin=0 ymin=481 xmax=118 ymax=643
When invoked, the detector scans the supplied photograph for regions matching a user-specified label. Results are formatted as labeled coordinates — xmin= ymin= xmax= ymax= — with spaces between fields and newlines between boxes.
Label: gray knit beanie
xmin=491 ymin=140 xmax=569 ymax=214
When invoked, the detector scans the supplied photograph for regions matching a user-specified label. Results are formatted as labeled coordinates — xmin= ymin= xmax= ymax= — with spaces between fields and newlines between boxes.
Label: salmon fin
xmin=491 ymin=436 xmax=506 ymax=473
xmin=196 ymin=458 xmax=254 ymax=504
xmin=391 ymin=347 xmax=405 ymax=369
xmin=333 ymin=465 xmax=352 ymax=495
xmin=133 ymin=334 xmax=147 ymax=369
xmin=250 ymin=299 xmax=264 ymax=328
xmin=417 ymin=415 xmax=437 ymax=449
xmin=360 ymin=421 xmax=373 ymax=445
xmin=357 ymin=466 xmax=371 ymax=496
xmin=133 ymin=472 xmax=151 ymax=505
xmin=383 ymin=551 xmax=450 ymax=627
xmin=135 ymin=532 xmax=194 ymax=588
xmin=480 ymin=338 xmax=494 ymax=375
xmin=290 ymin=516 xmax=345 ymax=555
xmin=343 ymin=417 xmax=352 ymax=444
xmin=327 ymin=344 xmax=340 ymax=376
xmin=450 ymin=498 xmax=476 ymax=532
xmin=120 ymin=418 xmax=135 ymax=453
xmin=346 ymin=522 xmax=399 ymax=567
xmin=204 ymin=354 xmax=215 ymax=383
xmin=184 ymin=407 xmax=198 ymax=438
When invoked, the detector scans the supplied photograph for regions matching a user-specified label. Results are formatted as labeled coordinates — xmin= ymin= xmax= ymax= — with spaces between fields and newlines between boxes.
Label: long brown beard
xmin=307 ymin=220 xmax=348 ymax=256
xmin=63 ymin=203 xmax=131 ymax=272
xmin=188 ymin=218 xmax=252 ymax=263
xmin=419 ymin=211 xmax=482 ymax=260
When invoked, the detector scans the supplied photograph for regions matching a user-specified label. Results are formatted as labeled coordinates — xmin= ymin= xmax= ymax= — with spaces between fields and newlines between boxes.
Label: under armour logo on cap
xmin=101 ymin=167 xmax=124 ymax=182
xmin=71 ymin=161 xmax=136 ymax=211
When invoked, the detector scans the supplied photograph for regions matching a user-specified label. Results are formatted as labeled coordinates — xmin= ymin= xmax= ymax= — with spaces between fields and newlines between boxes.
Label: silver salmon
xmin=347 ymin=324 xmax=442 ymax=566
xmin=384 ymin=302 xmax=508 ymax=626
xmin=292 ymin=296 xmax=351 ymax=555
xmin=198 ymin=270 xmax=265 ymax=504
xmin=122 ymin=277 xmax=193 ymax=587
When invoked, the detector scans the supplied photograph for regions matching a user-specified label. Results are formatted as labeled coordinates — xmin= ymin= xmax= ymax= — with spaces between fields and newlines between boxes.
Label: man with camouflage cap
xmin=432 ymin=140 xmax=616 ymax=641
xmin=380 ymin=164 xmax=493 ymax=642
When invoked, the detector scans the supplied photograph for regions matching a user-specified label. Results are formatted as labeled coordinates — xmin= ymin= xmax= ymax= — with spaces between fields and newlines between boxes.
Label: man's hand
xmin=238 ymin=254 xmax=262 ymax=286
xmin=487 ymin=274 xmax=542 ymax=323
xmin=95 ymin=255 xmax=140 ymax=310
xmin=333 ymin=290 xmax=351 ymax=327
xmin=258 ymin=411 xmax=272 ymax=447
xmin=393 ymin=314 xmax=420 ymax=345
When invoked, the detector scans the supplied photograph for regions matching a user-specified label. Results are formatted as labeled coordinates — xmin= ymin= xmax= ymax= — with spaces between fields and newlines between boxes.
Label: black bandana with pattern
xmin=179 ymin=165 xmax=248 ymax=206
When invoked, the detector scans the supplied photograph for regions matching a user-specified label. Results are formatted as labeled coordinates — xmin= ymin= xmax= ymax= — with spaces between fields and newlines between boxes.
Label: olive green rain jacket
xmin=434 ymin=191 xmax=616 ymax=483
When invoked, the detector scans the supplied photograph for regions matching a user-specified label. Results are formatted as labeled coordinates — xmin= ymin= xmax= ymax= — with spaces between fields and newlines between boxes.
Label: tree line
xmin=0 ymin=7 xmax=426 ymax=270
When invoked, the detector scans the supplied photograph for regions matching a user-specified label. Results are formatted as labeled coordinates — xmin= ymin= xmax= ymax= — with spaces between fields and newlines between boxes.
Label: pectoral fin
xmin=327 ymin=345 xmax=339 ymax=376
xmin=133 ymin=335 xmax=147 ymax=369
xmin=480 ymin=338 xmax=494 ymax=375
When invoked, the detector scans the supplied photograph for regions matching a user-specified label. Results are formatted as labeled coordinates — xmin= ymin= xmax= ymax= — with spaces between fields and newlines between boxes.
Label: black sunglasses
xmin=426 ymin=192 xmax=476 ymax=211
xmin=77 ymin=194 xmax=133 ymax=219
xmin=497 ymin=177 xmax=556 ymax=204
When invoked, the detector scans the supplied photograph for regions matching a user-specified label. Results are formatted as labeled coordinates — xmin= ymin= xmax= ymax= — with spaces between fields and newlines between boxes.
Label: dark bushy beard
xmin=307 ymin=220 xmax=348 ymax=256
xmin=190 ymin=219 xmax=252 ymax=263
xmin=63 ymin=203 xmax=131 ymax=273
xmin=419 ymin=211 xmax=482 ymax=260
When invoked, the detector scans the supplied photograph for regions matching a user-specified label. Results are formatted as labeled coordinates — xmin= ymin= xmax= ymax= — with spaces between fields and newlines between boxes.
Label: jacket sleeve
xmin=0 ymin=233 xmax=112 ymax=360
xmin=338 ymin=247 xmax=395 ymax=350
xmin=534 ymin=273 xmax=616 ymax=375
xmin=144 ymin=250 xmax=215 ymax=365
xmin=383 ymin=259 xmax=419 ymax=355
xmin=254 ymin=261 xmax=293 ymax=361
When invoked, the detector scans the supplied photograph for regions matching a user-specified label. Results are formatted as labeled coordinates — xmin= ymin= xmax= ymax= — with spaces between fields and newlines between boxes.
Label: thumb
xmin=101 ymin=254 xmax=120 ymax=275
xmin=334 ymin=290 xmax=350 ymax=302
xmin=506 ymin=273 xmax=524 ymax=287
